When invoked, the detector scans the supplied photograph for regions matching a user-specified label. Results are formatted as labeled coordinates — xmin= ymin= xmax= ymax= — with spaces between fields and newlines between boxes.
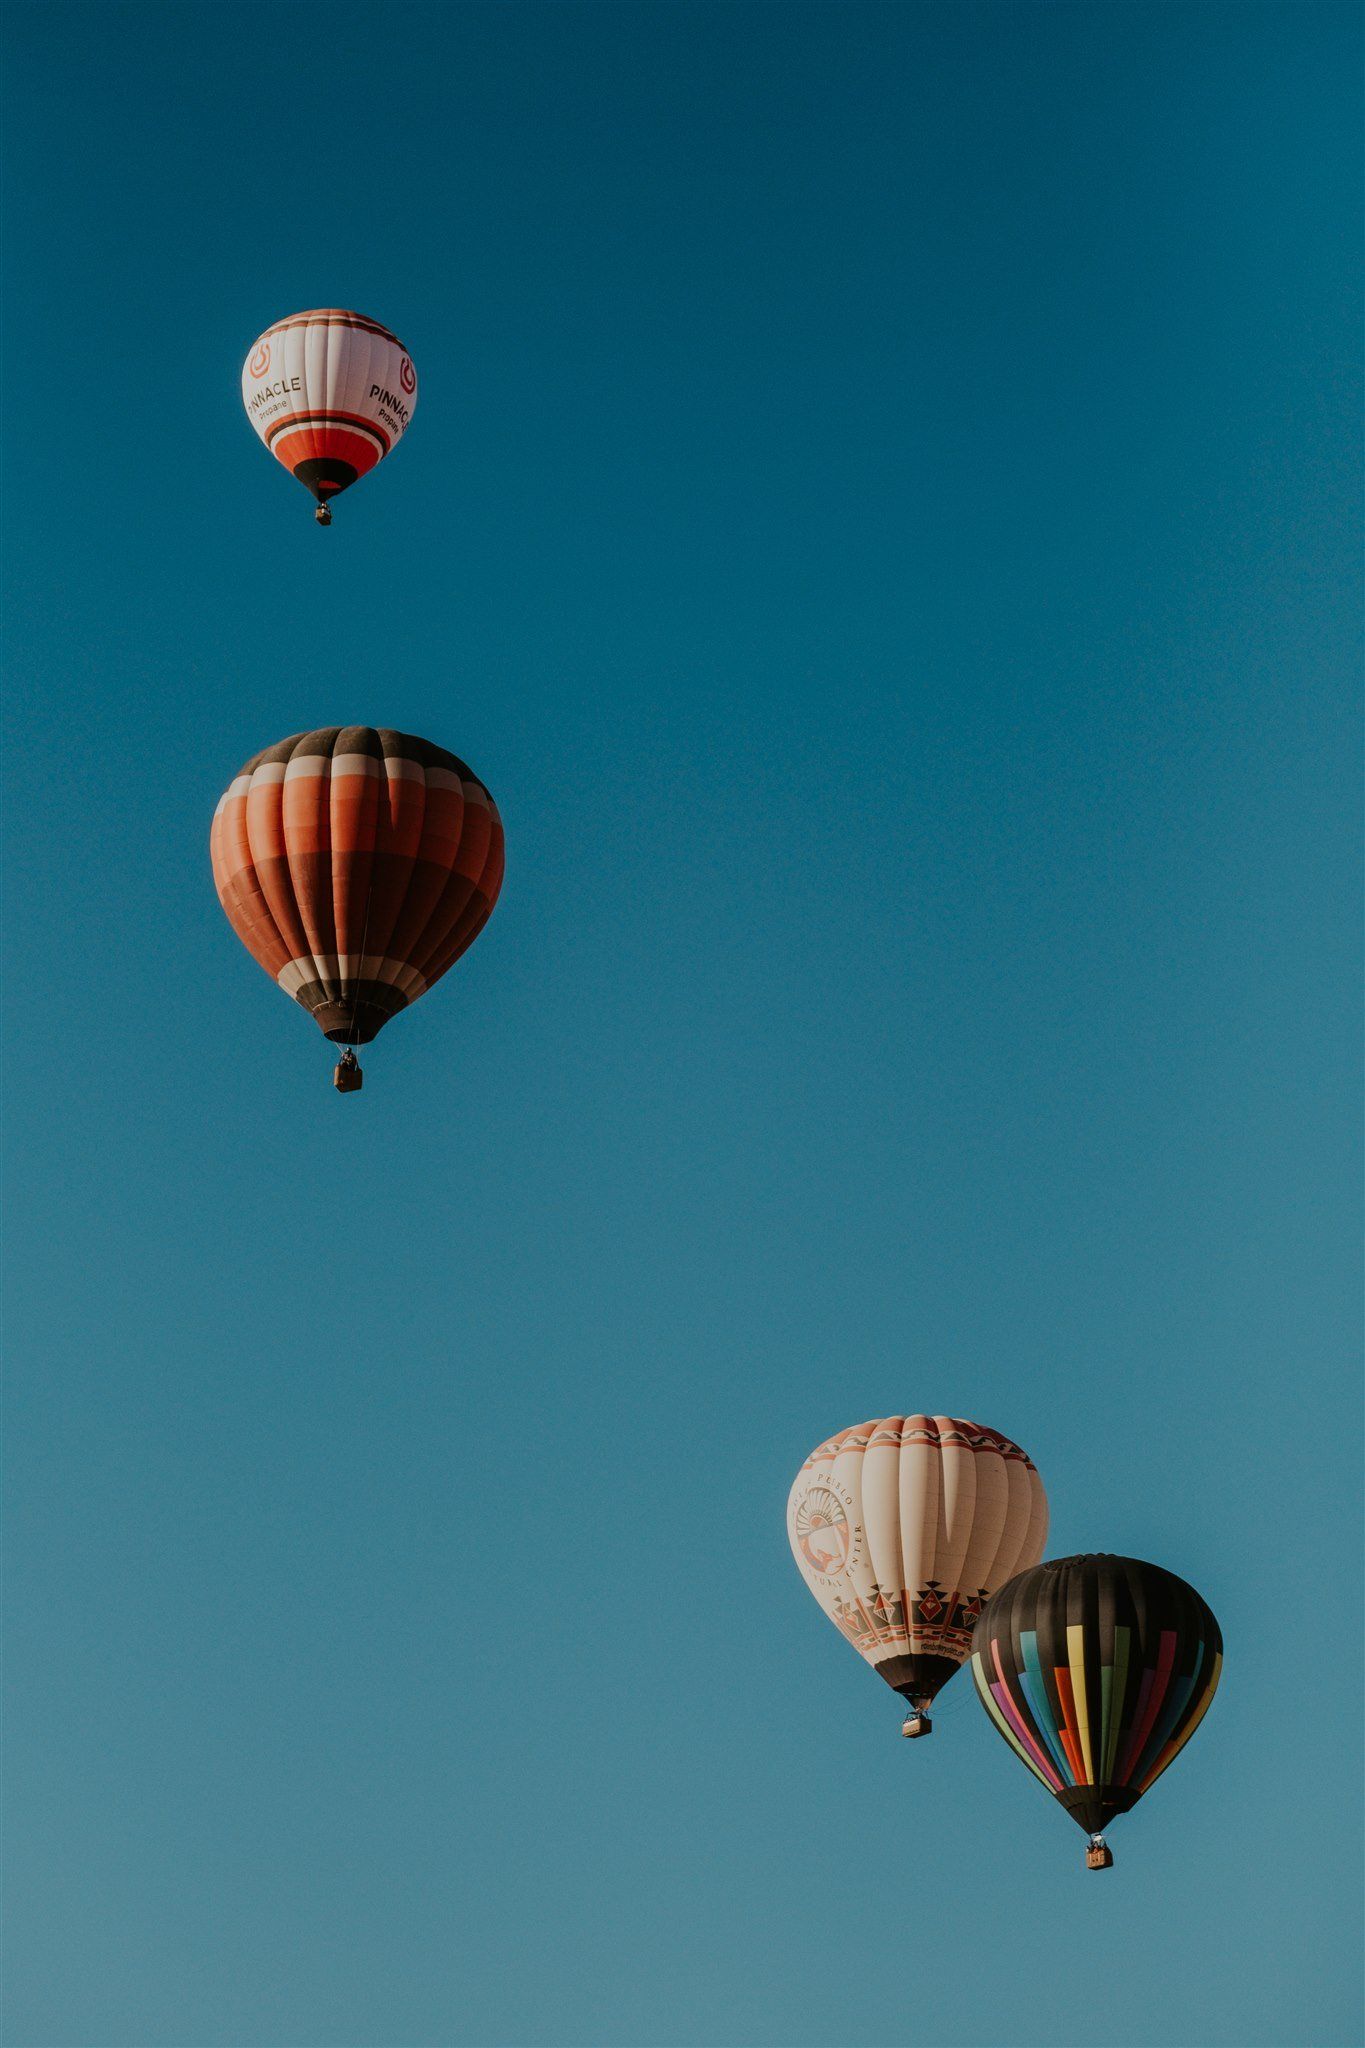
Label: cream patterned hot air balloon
xmin=241 ymin=309 xmax=418 ymax=524
xmin=787 ymin=1415 xmax=1048 ymax=1736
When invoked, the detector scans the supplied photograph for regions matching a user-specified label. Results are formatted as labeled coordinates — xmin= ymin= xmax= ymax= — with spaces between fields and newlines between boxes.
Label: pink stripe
xmin=990 ymin=1643 xmax=1064 ymax=1790
xmin=1116 ymin=1632 xmax=1177 ymax=1783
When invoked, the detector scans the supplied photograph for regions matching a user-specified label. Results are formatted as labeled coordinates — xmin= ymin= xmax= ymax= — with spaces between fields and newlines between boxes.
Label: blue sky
xmin=2 ymin=5 xmax=1360 ymax=2045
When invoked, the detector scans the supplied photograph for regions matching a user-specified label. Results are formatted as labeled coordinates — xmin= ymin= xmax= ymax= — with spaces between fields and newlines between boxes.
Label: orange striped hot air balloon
xmin=241 ymin=309 xmax=417 ymax=524
xmin=210 ymin=728 xmax=503 ymax=1090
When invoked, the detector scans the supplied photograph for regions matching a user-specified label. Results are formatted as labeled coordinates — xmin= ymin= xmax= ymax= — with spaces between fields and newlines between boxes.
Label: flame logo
xmin=249 ymin=339 xmax=271 ymax=377
xmin=399 ymin=354 xmax=415 ymax=394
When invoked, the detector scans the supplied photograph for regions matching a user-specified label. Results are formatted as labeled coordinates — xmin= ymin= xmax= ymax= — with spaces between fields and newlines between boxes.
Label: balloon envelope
xmin=970 ymin=1553 xmax=1222 ymax=1839
xmin=241 ymin=309 xmax=417 ymax=512
xmin=211 ymin=726 xmax=503 ymax=1046
xmin=787 ymin=1416 xmax=1049 ymax=1715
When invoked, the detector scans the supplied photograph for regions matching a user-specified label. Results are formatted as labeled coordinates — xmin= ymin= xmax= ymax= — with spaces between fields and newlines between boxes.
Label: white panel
xmin=1021 ymin=1466 xmax=1050 ymax=1574
xmin=327 ymin=317 xmax=349 ymax=422
xmin=860 ymin=1421 xmax=910 ymax=1663
xmin=931 ymin=1424 xmax=979 ymax=1618
xmin=987 ymin=1452 xmax=1037 ymax=1591
xmin=897 ymin=1421 xmax=940 ymax=1630
xmin=954 ymin=1439 xmax=1004 ymax=1599
xmin=303 ymin=320 xmax=328 ymax=426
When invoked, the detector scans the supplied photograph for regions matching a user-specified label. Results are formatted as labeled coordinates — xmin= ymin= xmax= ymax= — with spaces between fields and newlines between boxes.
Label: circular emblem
xmin=399 ymin=354 xmax=415 ymax=394
xmin=794 ymin=1486 xmax=851 ymax=1577
xmin=249 ymin=339 xmax=271 ymax=377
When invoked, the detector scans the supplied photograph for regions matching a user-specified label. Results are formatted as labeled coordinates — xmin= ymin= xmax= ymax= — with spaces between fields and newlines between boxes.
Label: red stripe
xmin=273 ymin=428 xmax=381 ymax=480
xmin=1052 ymin=1667 xmax=1086 ymax=1783
xmin=1116 ymin=1633 xmax=1177 ymax=1783
xmin=264 ymin=409 xmax=391 ymax=454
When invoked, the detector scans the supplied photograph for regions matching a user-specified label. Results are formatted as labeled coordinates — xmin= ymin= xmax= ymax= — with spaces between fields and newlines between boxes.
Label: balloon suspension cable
xmin=332 ymin=866 xmax=378 ymax=1089
xmin=350 ymin=885 xmax=375 ymax=1044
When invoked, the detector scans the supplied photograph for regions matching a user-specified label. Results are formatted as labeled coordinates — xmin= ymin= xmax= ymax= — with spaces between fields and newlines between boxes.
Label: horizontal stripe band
xmin=803 ymin=1433 xmax=1032 ymax=1465
xmin=278 ymin=955 xmax=429 ymax=997
xmin=256 ymin=311 xmax=405 ymax=346
xmin=264 ymin=411 xmax=391 ymax=454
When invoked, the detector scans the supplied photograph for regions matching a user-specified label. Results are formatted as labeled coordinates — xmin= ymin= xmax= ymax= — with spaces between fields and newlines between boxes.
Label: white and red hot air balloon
xmin=787 ymin=1414 xmax=1048 ymax=1737
xmin=241 ymin=309 xmax=418 ymax=524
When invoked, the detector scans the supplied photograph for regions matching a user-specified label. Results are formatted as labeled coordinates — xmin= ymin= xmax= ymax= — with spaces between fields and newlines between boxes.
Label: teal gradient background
xmin=3 ymin=5 xmax=1360 ymax=2044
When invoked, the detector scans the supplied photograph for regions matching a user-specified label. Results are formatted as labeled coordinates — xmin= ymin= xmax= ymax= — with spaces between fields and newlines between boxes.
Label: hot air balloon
xmin=787 ymin=1416 xmax=1048 ymax=1737
xmin=970 ymin=1553 xmax=1222 ymax=1870
xmin=241 ymin=309 xmax=417 ymax=524
xmin=211 ymin=727 xmax=503 ymax=1090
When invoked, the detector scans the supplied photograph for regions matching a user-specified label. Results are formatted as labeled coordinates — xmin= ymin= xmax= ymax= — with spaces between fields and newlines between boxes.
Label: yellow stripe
xmin=1067 ymin=1624 xmax=1095 ymax=1783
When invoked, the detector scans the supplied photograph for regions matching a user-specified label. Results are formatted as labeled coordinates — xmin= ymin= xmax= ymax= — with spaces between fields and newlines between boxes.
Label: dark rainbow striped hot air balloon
xmin=970 ymin=1553 xmax=1222 ymax=1869
xmin=211 ymin=727 xmax=503 ymax=1091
